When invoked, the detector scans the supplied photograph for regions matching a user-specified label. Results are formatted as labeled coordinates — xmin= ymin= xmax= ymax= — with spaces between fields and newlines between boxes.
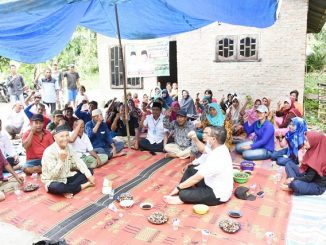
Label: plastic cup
xmin=109 ymin=189 xmax=115 ymax=199
xmin=14 ymin=185 xmax=22 ymax=200
xmin=201 ymin=229 xmax=209 ymax=243
xmin=172 ymin=218 xmax=180 ymax=231
xmin=265 ymin=232 xmax=274 ymax=244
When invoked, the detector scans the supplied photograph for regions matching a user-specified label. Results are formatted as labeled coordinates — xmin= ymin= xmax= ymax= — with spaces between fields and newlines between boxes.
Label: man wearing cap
xmin=34 ymin=68 xmax=60 ymax=113
xmin=163 ymin=109 xmax=196 ymax=159
xmin=63 ymin=64 xmax=80 ymax=107
xmin=42 ymin=124 xmax=95 ymax=198
xmin=69 ymin=120 xmax=108 ymax=168
xmin=235 ymin=105 xmax=275 ymax=160
xmin=22 ymin=114 xmax=54 ymax=174
xmin=139 ymin=102 xmax=168 ymax=153
xmin=5 ymin=101 xmax=25 ymax=139
xmin=24 ymin=97 xmax=51 ymax=129
xmin=47 ymin=110 xmax=69 ymax=134
xmin=85 ymin=109 xmax=124 ymax=159
xmin=75 ymin=100 xmax=98 ymax=124
xmin=164 ymin=126 xmax=233 ymax=206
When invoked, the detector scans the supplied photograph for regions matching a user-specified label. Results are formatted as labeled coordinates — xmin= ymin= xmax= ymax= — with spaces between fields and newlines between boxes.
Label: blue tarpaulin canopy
xmin=0 ymin=0 xmax=279 ymax=63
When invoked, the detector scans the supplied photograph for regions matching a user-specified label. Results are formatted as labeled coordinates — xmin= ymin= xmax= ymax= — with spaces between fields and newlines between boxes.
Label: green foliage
xmin=0 ymin=56 xmax=10 ymax=72
xmin=304 ymin=72 xmax=326 ymax=132
xmin=1 ymin=26 xmax=98 ymax=89
xmin=307 ymin=27 xmax=326 ymax=72
xmin=56 ymin=26 xmax=98 ymax=78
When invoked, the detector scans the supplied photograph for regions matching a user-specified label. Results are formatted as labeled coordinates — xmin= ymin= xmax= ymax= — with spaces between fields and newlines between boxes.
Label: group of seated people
xmin=0 ymin=87 xmax=325 ymax=205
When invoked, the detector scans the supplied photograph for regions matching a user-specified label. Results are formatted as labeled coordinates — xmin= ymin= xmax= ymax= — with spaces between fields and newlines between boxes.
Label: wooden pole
xmin=114 ymin=4 xmax=131 ymax=148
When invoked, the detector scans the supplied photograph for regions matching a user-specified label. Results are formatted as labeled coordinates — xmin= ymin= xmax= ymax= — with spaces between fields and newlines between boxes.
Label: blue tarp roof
xmin=0 ymin=0 xmax=279 ymax=63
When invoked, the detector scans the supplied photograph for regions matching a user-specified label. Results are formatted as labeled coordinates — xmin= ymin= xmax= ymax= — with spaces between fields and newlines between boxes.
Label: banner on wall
xmin=125 ymin=41 xmax=170 ymax=78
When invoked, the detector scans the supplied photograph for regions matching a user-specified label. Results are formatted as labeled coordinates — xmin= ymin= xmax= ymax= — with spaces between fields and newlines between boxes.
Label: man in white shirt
xmin=5 ymin=102 xmax=25 ymax=139
xmin=0 ymin=119 xmax=19 ymax=168
xmin=34 ymin=68 xmax=60 ymax=113
xmin=139 ymin=102 xmax=168 ymax=153
xmin=69 ymin=120 xmax=108 ymax=169
xmin=164 ymin=126 xmax=233 ymax=206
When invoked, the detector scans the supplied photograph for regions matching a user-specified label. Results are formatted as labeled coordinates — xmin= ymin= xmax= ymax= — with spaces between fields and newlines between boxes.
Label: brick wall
xmin=176 ymin=0 xmax=308 ymax=106
xmin=97 ymin=0 xmax=308 ymax=107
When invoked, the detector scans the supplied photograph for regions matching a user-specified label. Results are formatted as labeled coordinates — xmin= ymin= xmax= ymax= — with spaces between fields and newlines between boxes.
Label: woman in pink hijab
xmin=169 ymin=101 xmax=180 ymax=122
xmin=281 ymin=131 xmax=326 ymax=195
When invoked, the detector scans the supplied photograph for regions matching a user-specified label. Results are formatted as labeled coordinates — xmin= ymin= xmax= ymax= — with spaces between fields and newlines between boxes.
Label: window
xmin=216 ymin=36 xmax=236 ymax=61
xmin=215 ymin=34 xmax=259 ymax=62
xmin=238 ymin=35 xmax=258 ymax=60
xmin=110 ymin=46 xmax=143 ymax=89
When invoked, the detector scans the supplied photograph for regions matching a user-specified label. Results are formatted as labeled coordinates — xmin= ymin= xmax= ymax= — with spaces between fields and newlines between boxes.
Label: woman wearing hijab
xmin=275 ymin=98 xmax=302 ymax=138
xmin=262 ymin=97 xmax=273 ymax=121
xmin=226 ymin=97 xmax=244 ymax=136
xmin=244 ymin=98 xmax=261 ymax=126
xmin=271 ymin=117 xmax=307 ymax=166
xmin=196 ymin=96 xmax=212 ymax=120
xmin=281 ymin=131 xmax=326 ymax=195
xmin=151 ymin=87 xmax=162 ymax=101
xmin=180 ymin=90 xmax=197 ymax=116
xmin=161 ymin=89 xmax=173 ymax=109
xmin=169 ymin=101 xmax=180 ymax=122
xmin=127 ymin=99 xmax=142 ymax=123
xmin=196 ymin=103 xmax=225 ymax=140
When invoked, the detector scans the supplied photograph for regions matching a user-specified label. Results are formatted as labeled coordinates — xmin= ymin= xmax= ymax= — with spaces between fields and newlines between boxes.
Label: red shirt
xmin=0 ymin=150 xmax=9 ymax=181
xmin=22 ymin=129 xmax=54 ymax=160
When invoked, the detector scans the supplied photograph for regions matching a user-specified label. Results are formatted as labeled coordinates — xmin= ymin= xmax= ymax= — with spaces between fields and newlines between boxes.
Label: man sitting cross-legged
xmin=139 ymin=102 xmax=168 ymax=153
xmin=41 ymin=125 xmax=95 ymax=198
xmin=163 ymin=109 xmax=196 ymax=159
xmin=85 ymin=109 xmax=124 ymax=159
xmin=163 ymin=126 xmax=233 ymax=206
xmin=22 ymin=114 xmax=54 ymax=175
xmin=69 ymin=120 xmax=108 ymax=169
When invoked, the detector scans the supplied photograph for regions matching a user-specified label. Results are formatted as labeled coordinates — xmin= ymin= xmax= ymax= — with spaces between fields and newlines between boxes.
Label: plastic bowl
xmin=240 ymin=161 xmax=255 ymax=171
xmin=119 ymin=199 xmax=134 ymax=208
xmin=233 ymin=172 xmax=250 ymax=184
xmin=193 ymin=204 xmax=209 ymax=215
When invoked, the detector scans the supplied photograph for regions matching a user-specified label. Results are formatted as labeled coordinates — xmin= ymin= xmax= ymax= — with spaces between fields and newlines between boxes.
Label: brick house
xmin=97 ymin=0 xmax=326 ymax=106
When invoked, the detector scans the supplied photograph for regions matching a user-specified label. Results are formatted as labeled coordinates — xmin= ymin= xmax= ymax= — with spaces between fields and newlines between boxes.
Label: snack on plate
xmin=148 ymin=212 xmax=168 ymax=225
xmin=117 ymin=192 xmax=133 ymax=202
xmin=219 ymin=219 xmax=241 ymax=233
xmin=23 ymin=183 xmax=39 ymax=192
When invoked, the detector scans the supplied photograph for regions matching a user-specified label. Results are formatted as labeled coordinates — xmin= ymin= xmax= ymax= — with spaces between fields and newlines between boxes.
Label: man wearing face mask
xmin=163 ymin=126 xmax=233 ymax=206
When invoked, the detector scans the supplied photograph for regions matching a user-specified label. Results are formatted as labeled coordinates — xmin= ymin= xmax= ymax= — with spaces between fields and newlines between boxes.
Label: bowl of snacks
xmin=219 ymin=219 xmax=241 ymax=233
xmin=23 ymin=183 xmax=39 ymax=192
xmin=148 ymin=212 xmax=168 ymax=225
xmin=240 ymin=161 xmax=255 ymax=172
xmin=119 ymin=199 xmax=134 ymax=208
xmin=140 ymin=202 xmax=153 ymax=210
xmin=233 ymin=172 xmax=250 ymax=184
xmin=193 ymin=204 xmax=209 ymax=215
xmin=117 ymin=192 xmax=133 ymax=202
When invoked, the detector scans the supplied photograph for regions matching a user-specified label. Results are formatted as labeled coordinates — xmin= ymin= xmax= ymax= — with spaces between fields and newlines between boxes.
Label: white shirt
xmin=192 ymin=144 xmax=212 ymax=166
xmin=195 ymin=144 xmax=233 ymax=202
xmin=7 ymin=110 xmax=25 ymax=129
xmin=143 ymin=114 xmax=167 ymax=144
xmin=38 ymin=77 xmax=60 ymax=103
xmin=75 ymin=93 xmax=89 ymax=111
xmin=0 ymin=132 xmax=15 ymax=157
xmin=69 ymin=132 xmax=93 ymax=158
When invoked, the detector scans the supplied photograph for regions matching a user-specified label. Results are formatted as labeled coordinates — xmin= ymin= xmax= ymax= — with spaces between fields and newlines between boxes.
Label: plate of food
xmin=140 ymin=202 xmax=153 ymax=210
xmin=228 ymin=210 xmax=243 ymax=218
xmin=117 ymin=192 xmax=133 ymax=202
xmin=219 ymin=219 xmax=241 ymax=233
xmin=148 ymin=212 xmax=168 ymax=225
xmin=23 ymin=183 xmax=39 ymax=192
xmin=119 ymin=199 xmax=134 ymax=208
